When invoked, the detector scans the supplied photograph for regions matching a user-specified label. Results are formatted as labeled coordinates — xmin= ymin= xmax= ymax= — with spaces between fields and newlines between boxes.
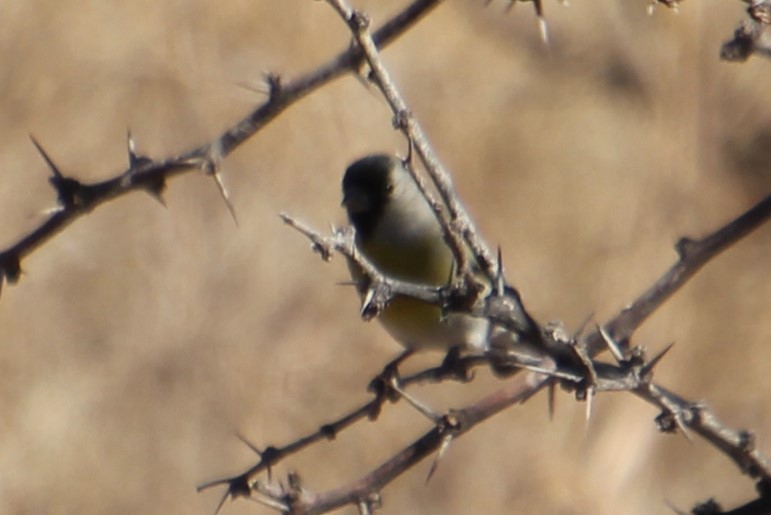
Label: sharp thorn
xmin=211 ymin=489 xmax=230 ymax=515
xmin=548 ymin=381 xmax=556 ymax=420
xmin=599 ymin=324 xmax=626 ymax=363
xmin=361 ymin=288 xmax=376 ymax=318
xmin=29 ymin=135 xmax=63 ymax=178
xmin=640 ymin=342 xmax=675 ymax=377
xmin=235 ymin=433 xmax=262 ymax=456
xmin=537 ymin=16 xmax=550 ymax=46
xmin=426 ymin=434 xmax=453 ymax=484
xmin=585 ymin=387 xmax=594 ymax=431
xmin=212 ymin=170 xmax=238 ymax=226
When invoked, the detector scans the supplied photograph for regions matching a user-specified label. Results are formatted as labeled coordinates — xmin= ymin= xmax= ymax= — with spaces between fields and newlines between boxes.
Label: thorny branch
xmin=0 ymin=0 xmax=767 ymax=513
xmin=237 ymin=194 xmax=770 ymax=514
xmin=196 ymin=0 xmax=771 ymax=512
xmin=721 ymin=1 xmax=771 ymax=62
xmin=330 ymin=0 xmax=500 ymax=286
xmin=0 ymin=0 xmax=444 ymax=297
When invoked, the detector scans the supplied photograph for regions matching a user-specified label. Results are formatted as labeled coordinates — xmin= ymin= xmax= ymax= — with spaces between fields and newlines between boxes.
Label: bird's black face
xmin=342 ymin=154 xmax=396 ymax=240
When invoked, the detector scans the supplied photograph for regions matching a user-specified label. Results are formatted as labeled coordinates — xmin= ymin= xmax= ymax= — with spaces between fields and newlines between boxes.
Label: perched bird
xmin=342 ymin=154 xmax=536 ymax=356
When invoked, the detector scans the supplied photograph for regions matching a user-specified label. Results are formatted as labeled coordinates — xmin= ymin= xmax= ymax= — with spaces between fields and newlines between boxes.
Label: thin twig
xmin=326 ymin=0 xmax=499 ymax=285
xmin=588 ymin=194 xmax=771 ymax=354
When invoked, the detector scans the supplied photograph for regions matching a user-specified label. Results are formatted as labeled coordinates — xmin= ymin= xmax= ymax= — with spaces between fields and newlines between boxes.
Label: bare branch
xmin=225 ymin=193 xmax=771 ymax=513
xmin=587 ymin=194 xmax=771 ymax=354
xmin=326 ymin=0 xmax=499 ymax=286
xmin=0 ymin=0 xmax=443 ymax=296
xmin=721 ymin=7 xmax=771 ymax=62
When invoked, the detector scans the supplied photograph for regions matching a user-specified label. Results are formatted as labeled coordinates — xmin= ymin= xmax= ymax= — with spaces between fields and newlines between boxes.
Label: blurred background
xmin=0 ymin=1 xmax=769 ymax=514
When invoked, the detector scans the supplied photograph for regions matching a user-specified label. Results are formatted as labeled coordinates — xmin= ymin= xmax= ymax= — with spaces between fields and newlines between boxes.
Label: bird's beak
xmin=342 ymin=190 xmax=369 ymax=214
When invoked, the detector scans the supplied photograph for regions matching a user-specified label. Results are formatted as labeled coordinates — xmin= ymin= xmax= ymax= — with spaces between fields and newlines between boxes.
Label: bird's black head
xmin=342 ymin=154 xmax=397 ymax=240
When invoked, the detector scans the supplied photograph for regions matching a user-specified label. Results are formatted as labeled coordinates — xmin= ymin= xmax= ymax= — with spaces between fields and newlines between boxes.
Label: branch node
xmin=263 ymin=72 xmax=284 ymax=102
xmin=739 ymin=430 xmax=757 ymax=453
xmin=279 ymin=471 xmax=305 ymax=507
xmin=720 ymin=20 xmax=763 ymax=62
xmin=392 ymin=109 xmax=412 ymax=131
xmin=691 ymin=498 xmax=722 ymax=515
xmin=319 ymin=423 xmax=337 ymax=440
xmin=349 ymin=10 xmax=371 ymax=32
xmin=30 ymin=136 xmax=90 ymax=210
xmin=675 ymin=236 xmax=698 ymax=259
xmin=357 ymin=491 xmax=382 ymax=514
xmin=280 ymin=213 xmax=335 ymax=261
xmin=648 ymin=0 xmax=682 ymax=15
xmin=655 ymin=410 xmax=679 ymax=434
xmin=0 ymin=253 xmax=22 ymax=286
xmin=749 ymin=1 xmax=771 ymax=24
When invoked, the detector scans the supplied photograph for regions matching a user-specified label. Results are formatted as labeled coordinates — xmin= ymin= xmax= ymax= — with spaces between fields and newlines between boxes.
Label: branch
xmin=589 ymin=193 xmax=771 ymax=354
xmin=328 ymin=0 xmax=499 ymax=286
xmin=202 ymin=0 xmax=771 ymax=508
xmin=0 ymin=0 xmax=443 ymax=297
xmin=721 ymin=3 xmax=771 ymax=62
xmin=208 ymin=328 xmax=771 ymax=514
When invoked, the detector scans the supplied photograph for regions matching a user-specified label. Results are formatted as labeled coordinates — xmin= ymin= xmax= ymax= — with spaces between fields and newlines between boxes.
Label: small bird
xmin=341 ymin=154 xmax=497 ymax=355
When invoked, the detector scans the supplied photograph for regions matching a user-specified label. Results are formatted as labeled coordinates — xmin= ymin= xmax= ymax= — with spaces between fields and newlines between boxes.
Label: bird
xmin=341 ymin=154 xmax=541 ymax=363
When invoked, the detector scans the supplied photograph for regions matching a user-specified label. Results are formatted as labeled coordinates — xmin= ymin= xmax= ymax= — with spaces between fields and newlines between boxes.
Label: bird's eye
xmin=385 ymin=183 xmax=395 ymax=194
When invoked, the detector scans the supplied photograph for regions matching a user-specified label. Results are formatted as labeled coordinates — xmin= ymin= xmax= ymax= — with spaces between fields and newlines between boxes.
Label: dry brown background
xmin=0 ymin=1 xmax=770 ymax=514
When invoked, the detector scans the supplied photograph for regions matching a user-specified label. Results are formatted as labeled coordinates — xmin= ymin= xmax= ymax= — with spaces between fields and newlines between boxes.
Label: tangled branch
xmin=0 ymin=0 xmax=443 ymax=297
xmin=196 ymin=0 xmax=771 ymax=512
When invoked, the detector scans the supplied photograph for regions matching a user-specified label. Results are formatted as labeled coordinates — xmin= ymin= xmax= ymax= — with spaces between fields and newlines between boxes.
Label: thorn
xmin=548 ymin=381 xmax=556 ymax=420
xmin=246 ymin=483 xmax=289 ymax=511
xmin=537 ymin=14 xmax=550 ymax=46
xmin=140 ymin=173 xmax=167 ymax=207
xmin=145 ymin=185 xmax=167 ymax=207
xmin=235 ymin=433 xmax=262 ymax=456
xmin=519 ymin=362 xmax=580 ymax=382
xmin=585 ymin=386 xmax=594 ymax=432
xmin=210 ymin=169 xmax=238 ymax=226
xmin=212 ymin=490 xmax=230 ymax=515
xmin=663 ymin=498 xmax=688 ymax=515
xmin=426 ymin=433 xmax=453 ymax=484
xmin=201 ymin=142 xmax=236 ymax=224
xmin=599 ymin=324 xmax=626 ymax=364
xmin=495 ymin=246 xmax=505 ymax=296
xmin=356 ymin=493 xmax=381 ymax=514
xmin=29 ymin=135 xmax=63 ymax=178
xmin=125 ymin=129 xmax=153 ymax=169
xmin=360 ymin=287 xmax=377 ymax=319
xmin=640 ymin=342 xmax=675 ymax=378
xmin=235 ymin=80 xmax=268 ymax=95
xmin=127 ymin=128 xmax=138 ymax=166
